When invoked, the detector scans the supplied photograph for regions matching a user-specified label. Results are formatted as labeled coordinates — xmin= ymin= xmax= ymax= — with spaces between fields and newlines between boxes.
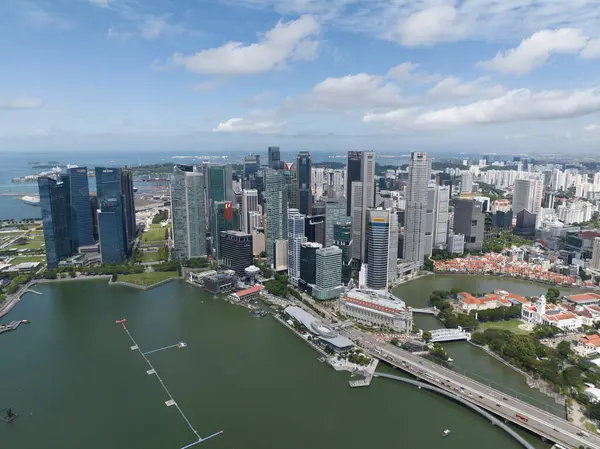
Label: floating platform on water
xmin=1 ymin=408 xmax=19 ymax=423
xmin=0 ymin=321 xmax=23 ymax=335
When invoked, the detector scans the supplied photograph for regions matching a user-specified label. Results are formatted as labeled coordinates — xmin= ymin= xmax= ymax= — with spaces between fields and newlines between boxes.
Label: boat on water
xmin=250 ymin=309 xmax=267 ymax=318
xmin=20 ymin=196 xmax=40 ymax=206
xmin=441 ymin=429 xmax=451 ymax=437
xmin=22 ymin=320 xmax=30 ymax=324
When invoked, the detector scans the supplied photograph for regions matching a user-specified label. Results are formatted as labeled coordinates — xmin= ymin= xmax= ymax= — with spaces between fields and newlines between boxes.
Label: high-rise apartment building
xmin=95 ymin=167 xmax=129 ymax=264
xmin=241 ymin=189 xmax=259 ymax=234
xmin=171 ymin=165 xmax=207 ymax=259
xmin=366 ymin=208 xmax=397 ymax=290
xmin=324 ymin=198 xmax=346 ymax=247
xmin=68 ymin=167 xmax=95 ymax=249
xmin=268 ymin=146 xmax=282 ymax=169
xmin=313 ymin=246 xmax=343 ymax=300
xmin=296 ymin=151 xmax=312 ymax=216
xmin=38 ymin=175 xmax=73 ymax=269
xmin=264 ymin=168 xmax=288 ymax=266
xmin=219 ymin=230 xmax=252 ymax=276
xmin=592 ymin=237 xmax=600 ymax=270
xmin=287 ymin=209 xmax=306 ymax=286
xmin=453 ymin=199 xmax=485 ymax=251
xmin=403 ymin=152 xmax=431 ymax=265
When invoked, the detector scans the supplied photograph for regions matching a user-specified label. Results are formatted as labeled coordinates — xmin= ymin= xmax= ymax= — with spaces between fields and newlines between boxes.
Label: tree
xmin=259 ymin=251 xmax=267 ymax=258
xmin=556 ymin=340 xmax=572 ymax=359
xmin=422 ymin=331 xmax=432 ymax=343
xmin=390 ymin=337 xmax=399 ymax=346
xmin=546 ymin=287 xmax=561 ymax=303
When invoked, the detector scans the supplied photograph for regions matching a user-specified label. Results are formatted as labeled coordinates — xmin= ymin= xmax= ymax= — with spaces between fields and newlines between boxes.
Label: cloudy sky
xmin=2 ymin=0 xmax=600 ymax=153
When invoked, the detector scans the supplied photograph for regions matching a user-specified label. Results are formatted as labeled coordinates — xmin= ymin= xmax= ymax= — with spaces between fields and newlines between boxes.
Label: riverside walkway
xmin=375 ymin=373 xmax=535 ymax=449
xmin=344 ymin=328 xmax=600 ymax=449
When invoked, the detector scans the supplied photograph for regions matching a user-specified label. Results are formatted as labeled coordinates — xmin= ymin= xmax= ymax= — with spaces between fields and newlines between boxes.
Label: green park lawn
xmin=479 ymin=319 xmax=530 ymax=335
xmin=117 ymin=271 xmax=178 ymax=286
xmin=140 ymin=251 xmax=164 ymax=262
xmin=9 ymin=256 xmax=47 ymax=265
xmin=142 ymin=229 xmax=167 ymax=242
xmin=8 ymin=240 xmax=45 ymax=250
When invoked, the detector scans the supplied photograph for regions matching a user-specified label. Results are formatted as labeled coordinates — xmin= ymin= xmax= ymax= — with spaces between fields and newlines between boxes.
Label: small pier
xmin=1 ymin=408 xmax=18 ymax=423
xmin=26 ymin=289 xmax=43 ymax=295
xmin=0 ymin=320 xmax=23 ymax=335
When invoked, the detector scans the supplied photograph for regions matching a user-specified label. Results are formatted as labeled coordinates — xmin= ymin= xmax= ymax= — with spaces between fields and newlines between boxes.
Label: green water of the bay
xmin=1 ymin=279 xmax=553 ymax=449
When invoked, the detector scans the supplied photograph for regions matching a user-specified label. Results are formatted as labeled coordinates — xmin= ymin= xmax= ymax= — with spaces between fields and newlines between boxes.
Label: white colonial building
xmin=339 ymin=289 xmax=413 ymax=333
xmin=521 ymin=295 xmax=582 ymax=332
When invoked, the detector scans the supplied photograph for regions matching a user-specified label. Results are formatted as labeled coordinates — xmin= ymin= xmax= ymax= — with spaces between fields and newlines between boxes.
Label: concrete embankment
xmin=109 ymin=276 xmax=181 ymax=291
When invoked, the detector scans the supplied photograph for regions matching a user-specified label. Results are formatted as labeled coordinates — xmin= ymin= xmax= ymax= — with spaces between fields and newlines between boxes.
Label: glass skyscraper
xmin=38 ymin=175 xmax=73 ymax=269
xmin=211 ymin=201 xmax=240 ymax=260
xmin=171 ymin=165 xmax=207 ymax=259
xmin=68 ymin=167 xmax=94 ymax=249
xmin=404 ymin=152 xmax=431 ymax=265
xmin=264 ymin=168 xmax=288 ymax=266
xmin=121 ymin=168 xmax=136 ymax=241
xmin=296 ymin=151 xmax=312 ymax=216
xmin=209 ymin=165 xmax=233 ymax=203
xmin=95 ymin=167 xmax=128 ymax=264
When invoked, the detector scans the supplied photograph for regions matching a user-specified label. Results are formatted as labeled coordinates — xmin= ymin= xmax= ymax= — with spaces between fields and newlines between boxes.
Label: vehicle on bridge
xmin=516 ymin=413 xmax=529 ymax=422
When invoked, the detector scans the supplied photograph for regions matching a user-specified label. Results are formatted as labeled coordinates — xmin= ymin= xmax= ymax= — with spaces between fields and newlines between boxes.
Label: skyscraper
xmin=299 ymin=241 xmax=322 ymax=290
xmin=304 ymin=214 xmax=326 ymax=247
xmin=453 ymin=199 xmax=485 ymax=251
xmin=241 ymin=189 xmax=259 ymax=234
xmin=264 ymin=168 xmax=288 ymax=266
xmin=460 ymin=171 xmax=473 ymax=193
xmin=403 ymin=152 xmax=431 ymax=265
xmin=324 ymin=198 xmax=346 ymax=247
xmin=95 ymin=167 xmax=128 ymax=264
xmin=171 ymin=165 xmax=207 ymax=260
xmin=38 ymin=175 xmax=73 ymax=269
xmin=356 ymin=151 xmax=375 ymax=262
xmin=313 ymin=246 xmax=343 ymax=300
xmin=211 ymin=201 xmax=240 ymax=260
xmin=243 ymin=154 xmax=260 ymax=178
xmin=296 ymin=151 xmax=312 ymax=215
xmin=351 ymin=181 xmax=363 ymax=262
xmin=209 ymin=164 xmax=233 ymax=203
xmin=346 ymin=151 xmax=362 ymax=215
xmin=121 ymin=168 xmax=136 ymax=241
xmin=219 ymin=231 xmax=252 ymax=276
xmin=283 ymin=162 xmax=297 ymax=209
xmin=434 ymin=185 xmax=450 ymax=248
xmin=513 ymin=179 xmax=543 ymax=226
xmin=268 ymin=146 xmax=282 ymax=169
xmin=591 ymin=237 xmax=600 ymax=270
xmin=287 ymin=209 xmax=306 ymax=286
xmin=333 ymin=217 xmax=352 ymax=284
xmin=67 ymin=167 xmax=95 ymax=249
xmin=366 ymin=208 xmax=397 ymax=290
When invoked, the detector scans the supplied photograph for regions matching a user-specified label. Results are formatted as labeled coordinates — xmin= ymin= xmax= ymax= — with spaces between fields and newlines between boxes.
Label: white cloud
xmin=385 ymin=62 xmax=441 ymax=84
xmin=213 ymin=118 xmax=283 ymax=134
xmin=0 ymin=98 xmax=42 ymax=110
xmin=583 ymin=124 xmax=600 ymax=132
xmin=395 ymin=5 xmax=467 ymax=46
xmin=581 ymin=38 xmax=600 ymax=59
xmin=139 ymin=16 xmax=168 ymax=40
xmin=18 ymin=1 xmax=73 ymax=29
xmin=172 ymin=15 xmax=319 ymax=76
xmin=479 ymin=28 xmax=589 ymax=75
xmin=88 ymin=0 xmax=110 ymax=7
xmin=427 ymin=77 xmax=506 ymax=99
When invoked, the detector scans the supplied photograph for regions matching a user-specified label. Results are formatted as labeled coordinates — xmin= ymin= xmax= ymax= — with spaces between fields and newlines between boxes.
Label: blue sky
xmin=2 ymin=0 xmax=600 ymax=154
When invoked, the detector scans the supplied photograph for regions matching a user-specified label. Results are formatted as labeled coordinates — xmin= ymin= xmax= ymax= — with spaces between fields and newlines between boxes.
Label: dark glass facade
xmin=39 ymin=175 xmax=73 ymax=269
xmin=211 ymin=201 xmax=241 ymax=260
xmin=346 ymin=151 xmax=362 ymax=215
xmin=121 ymin=168 xmax=136 ymax=241
xmin=304 ymin=215 xmax=325 ymax=247
xmin=68 ymin=167 xmax=95 ymax=248
xmin=95 ymin=167 xmax=128 ymax=264
xmin=333 ymin=218 xmax=352 ymax=284
xmin=296 ymin=151 xmax=312 ymax=215
xmin=268 ymin=146 xmax=282 ymax=169
xmin=299 ymin=242 xmax=320 ymax=288
xmin=219 ymin=231 xmax=252 ymax=276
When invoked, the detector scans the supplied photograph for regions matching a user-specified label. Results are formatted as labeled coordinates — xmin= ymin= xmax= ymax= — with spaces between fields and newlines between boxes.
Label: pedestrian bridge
xmin=408 ymin=307 xmax=438 ymax=315
xmin=429 ymin=327 xmax=471 ymax=342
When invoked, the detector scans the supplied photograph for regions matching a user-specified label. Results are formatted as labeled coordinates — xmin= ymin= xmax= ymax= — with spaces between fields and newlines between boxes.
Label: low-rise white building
xmin=521 ymin=295 xmax=582 ymax=331
xmin=339 ymin=288 xmax=413 ymax=333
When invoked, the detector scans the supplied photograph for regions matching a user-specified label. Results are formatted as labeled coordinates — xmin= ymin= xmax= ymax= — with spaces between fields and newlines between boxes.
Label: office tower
xmin=171 ymin=165 xmax=207 ymax=259
xmin=233 ymin=184 xmax=243 ymax=209
xmin=304 ymin=214 xmax=326 ymax=247
xmin=68 ymin=167 xmax=94 ymax=248
xmin=219 ymin=231 xmax=252 ymax=276
xmin=514 ymin=209 xmax=537 ymax=236
xmin=351 ymin=181 xmax=363 ymax=261
xmin=366 ymin=208 xmax=397 ymax=290
xmin=592 ymin=237 xmax=600 ymax=270
xmin=312 ymin=202 xmax=326 ymax=216
xmin=453 ymin=199 xmax=485 ymax=251
xmin=288 ymin=209 xmax=306 ymax=286
xmin=283 ymin=162 xmax=297 ymax=209
xmin=446 ymin=233 xmax=465 ymax=254
xmin=491 ymin=210 xmax=513 ymax=229
xmin=274 ymin=239 xmax=288 ymax=271
xmin=460 ymin=171 xmax=473 ymax=193
xmin=243 ymin=154 xmax=260 ymax=178
xmin=346 ymin=151 xmax=362 ymax=215
xmin=90 ymin=193 xmax=99 ymax=241
xmin=241 ymin=189 xmax=259 ymax=234
xmin=324 ymin=198 xmax=346 ymax=247
xmin=209 ymin=164 xmax=233 ymax=203
xmin=436 ymin=172 xmax=453 ymax=197
xmin=299 ymin=241 xmax=322 ymax=290
xmin=248 ymin=211 xmax=263 ymax=232
xmin=264 ymin=168 xmax=288 ymax=266
xmin=359 ymin=152 xmax=376 ymax=261
xmin=211 ymin=201 xmax=240 ymax=260
xmin=95 ymin=167 xmax=128 ymax=264
xmin=513 ymin=179 xmax=543 ymax=226
xmin=121 ymin=168 xmax=136 ymax=241
xmin=296 ymin=151 xmax=312 ymax=215
xmin=403 ymin=152 xmax=431 ymax=265
xmin=424 ymin=184 xmax=436 ymax=257
xmin=38 ymin=175 xmax=73 ymax=269
xmin=333 ymin=217 xmax=352 ymax=284
xmin=434 ymin=185 xmax=450 ymax=248
xmin=313 ymin=246 xmax=343 ymax=300
xmin=268 ymin=146 xmax=282 ymax=169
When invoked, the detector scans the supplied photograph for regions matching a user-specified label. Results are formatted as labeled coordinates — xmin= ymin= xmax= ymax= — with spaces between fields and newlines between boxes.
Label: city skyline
xmin=2 ymin=1 xmax=600 ymax=153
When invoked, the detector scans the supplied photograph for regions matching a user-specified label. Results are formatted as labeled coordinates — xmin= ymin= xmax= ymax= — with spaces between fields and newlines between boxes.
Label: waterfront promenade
xmin=346 ymin=328 xmax=600 ymax=449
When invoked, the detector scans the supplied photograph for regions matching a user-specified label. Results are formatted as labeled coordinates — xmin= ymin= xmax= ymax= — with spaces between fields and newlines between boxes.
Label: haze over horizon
xmin=2 ymin=0 xmax=600 ymax=153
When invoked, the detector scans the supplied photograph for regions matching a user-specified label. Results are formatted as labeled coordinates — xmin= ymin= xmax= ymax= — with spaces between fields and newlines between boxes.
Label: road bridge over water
xmin=344 ymin=329 xmax=600 ymax=449
xmin=408 ymin=307 xmax=439 ymax=315
xmin=429 ymin=327 xmax=472 ymax=342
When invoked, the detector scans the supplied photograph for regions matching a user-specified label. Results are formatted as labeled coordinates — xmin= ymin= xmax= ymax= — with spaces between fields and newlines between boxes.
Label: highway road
xmin=344 ymin=328 xmax=600 ymax=449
